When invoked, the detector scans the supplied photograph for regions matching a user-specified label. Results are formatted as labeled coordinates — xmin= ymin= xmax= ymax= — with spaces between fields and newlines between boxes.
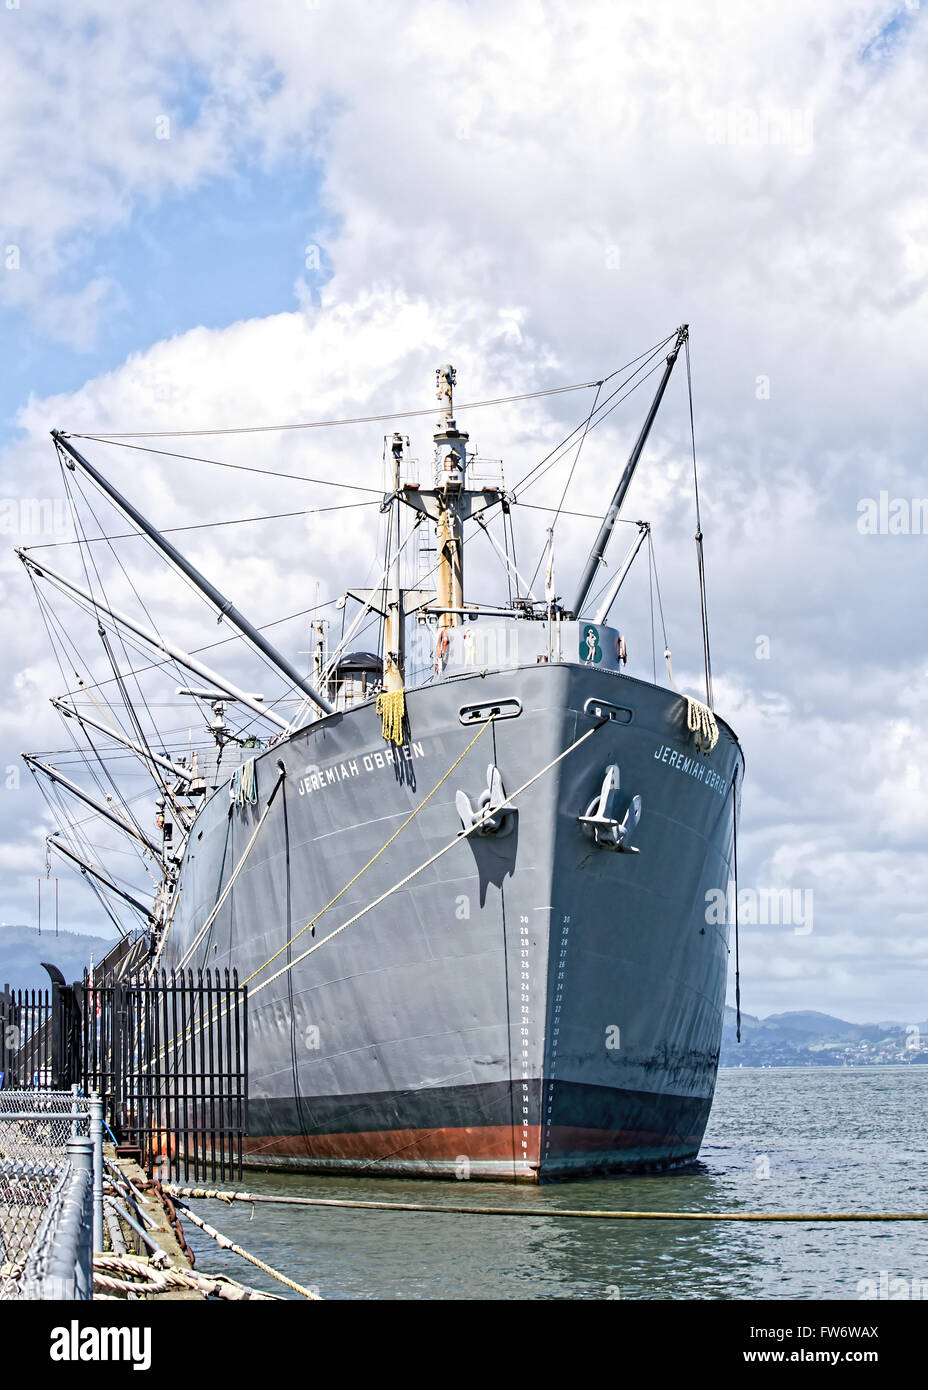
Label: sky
xmin=0 ymin=0 xmax=925 ymax=1022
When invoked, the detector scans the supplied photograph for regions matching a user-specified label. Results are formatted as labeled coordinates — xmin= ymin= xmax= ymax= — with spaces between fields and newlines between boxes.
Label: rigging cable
xmin=732 ymin=769 xmax=742 ymax=1043
xmin=527 ymin=379 xmax=603 ymax=593
xmin=23 ymin=499 xmax=381 ymax=550
xmin=647 ymin=529 xmax=672 ymax=687
xmin=68 ymin=378 xmax=616 ymax=441
xmin=61 ymin=452 xmax=315 ymax=701
xmin=685 ymin=333 xmax=713 ymax=709
xmin=51 ymin=593 xmax=341 ymax=713
xmin=511 ymin=338 xmax=674 ymax=498
xmin=27 ymin=772 xmax=131 ymax=938
xmin=58 ymin=437 xmax=385 ymax=492
xmin=56 ymin=454 xmax=187 ymax=775
xmin=28 ymin=577 xmax=161 ymax=885
xmin=648 ymin=534 xmax=657 ymax=683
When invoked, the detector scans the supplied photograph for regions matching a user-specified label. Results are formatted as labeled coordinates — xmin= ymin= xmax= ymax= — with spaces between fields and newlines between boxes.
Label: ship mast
xmin=433 ymin=365 xmax=468 ymax=629
xmin=383 ymin=433 xmax=407 ymax=692
xmin=397 ymin=365 xmax=500 ymax=627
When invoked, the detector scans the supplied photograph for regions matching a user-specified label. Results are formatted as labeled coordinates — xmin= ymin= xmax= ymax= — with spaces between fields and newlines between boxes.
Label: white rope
xmin=230 ymin=756 xmax=258 ymax=807
xmin=92 ymin=1252 xmax=280 ymax=1300
xmin=686 ymin=695 xmax=719 ymax=753
xmin=172 ymin=1203 xmax=322 ymax=1299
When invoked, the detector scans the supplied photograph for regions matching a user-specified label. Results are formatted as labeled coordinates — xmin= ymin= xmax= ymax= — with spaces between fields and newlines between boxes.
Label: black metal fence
xmin=81 ymin=969 xmax=247 ymax=1183
xmin=1 ymin=969 xmax=247 ymax=1183
xmin=0 ymin=987 xmax=54 ymax=1089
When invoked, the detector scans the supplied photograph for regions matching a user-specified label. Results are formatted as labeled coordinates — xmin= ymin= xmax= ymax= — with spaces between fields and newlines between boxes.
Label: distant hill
xmin=721 ymin=1007 xmax=928 ymax=1067
xmin=0 ymin=925 xmax=117 ymax=994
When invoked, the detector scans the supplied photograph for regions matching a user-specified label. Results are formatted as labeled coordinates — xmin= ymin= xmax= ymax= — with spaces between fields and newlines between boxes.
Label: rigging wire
xmin=41 ymin=330 xmax=677 ymax=670
xmin=28 ymin=545 xmax=175 ymax=896
xmin=514 ymin=352 xmax=670 ymax=519
xmin=732 ymin=772 xmax=742 ymax=1043
xmin=517 ymin=501 xmax=639 ymax=525
xmin=648 ymin=536 xmax=657 ymax=683
xmin=37 ymin=337 xmax=677 ymax=722
xmin=29 ymin=578 xmax=162 ymax=885
xmin=62 ymin=341 xmax=675 ymax=521
xmin=527 ymin=379 xmax=603 ymax=594
xmin=510 ymin=335 xmax=674 ymax=497
xmin=50 ymin=593 xmax=341 ymax=713
xmin=32 ymin=331 xmax=686 ymax=869
xmin=647 ymin=530 xmax=669 ymax=656
xmin=56 ymin=437 xmax=386 ymax=492
xmin=28 ymin=773 xmax=133 ymax=938
xmin=56 ymin=454 xmax=182 ymax=762
xmin=67 ymin=379 xmax=611 ymax=441
xmin=504 ymin=505 xmax=519 ymax=600
xmin=23 ymin=499 xmax=380 ymax=550
xmin=60 ymin=452 xmax=312 ymax=700
xmin=685 ymin=334 xmax=713 ymax=708
xmin=46 ymin=835 xmax=155 ymax=914
xmin=30 ymin=754 xmax=160 ymax=885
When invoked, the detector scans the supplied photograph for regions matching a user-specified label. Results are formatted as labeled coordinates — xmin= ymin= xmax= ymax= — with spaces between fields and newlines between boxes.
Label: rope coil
xmin=230 ymin=756 xmax=258 ymax=807
xmin=93 ymin=1253 xmax=280 ymax=1300
xmin=686 ymin=695 xmax=719 ymax=753
xmin=376 ymin=688 xmax=406 ymax=744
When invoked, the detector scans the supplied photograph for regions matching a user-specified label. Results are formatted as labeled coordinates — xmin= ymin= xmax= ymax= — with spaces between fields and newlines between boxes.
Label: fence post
xmin=89 ymin=1092 xmax=104 ymax=1253
xmin=66 ymin=1135 xmax=94 ymax=1300
xmin=42 ymin=962 xmax=67 ymax=1087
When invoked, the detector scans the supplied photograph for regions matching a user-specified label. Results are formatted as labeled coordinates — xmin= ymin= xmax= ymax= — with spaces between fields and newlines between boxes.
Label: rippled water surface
xmin=180 ymin=1068 xmax=928 ymax=1300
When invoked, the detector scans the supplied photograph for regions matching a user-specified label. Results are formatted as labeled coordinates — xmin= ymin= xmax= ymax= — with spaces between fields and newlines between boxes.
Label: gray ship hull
xmin=163 ymin=661 xmax=742 ymax=1181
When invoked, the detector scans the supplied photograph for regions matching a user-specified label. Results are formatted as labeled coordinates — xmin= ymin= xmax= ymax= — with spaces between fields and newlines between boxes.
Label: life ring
xmin=433 ymin=628 xmax=451 ymax=674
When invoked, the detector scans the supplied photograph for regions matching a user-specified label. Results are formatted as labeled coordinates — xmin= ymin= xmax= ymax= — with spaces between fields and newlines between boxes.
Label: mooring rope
xmin=169 ymin=1199 xmax=322 ymax=1299
xmin=93 ymin=1253 xmax=171 ymax=1295
xmin=686 ymin=694 xmax=719 ymax=753
xmin=93 ymin=1252 xmax=279 ymax=1300
xmin=166 ymin=1187 xmax=928 ymax=1223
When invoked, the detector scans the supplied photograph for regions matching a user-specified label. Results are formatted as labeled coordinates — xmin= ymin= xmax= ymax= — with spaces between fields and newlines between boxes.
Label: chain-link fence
xmin=0 ymin=1090 xmax=95 ymax=1300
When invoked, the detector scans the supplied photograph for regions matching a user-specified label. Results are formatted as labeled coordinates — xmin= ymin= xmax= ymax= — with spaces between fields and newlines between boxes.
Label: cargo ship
xmin=21 ymin=325 xmax=744 ymax=1180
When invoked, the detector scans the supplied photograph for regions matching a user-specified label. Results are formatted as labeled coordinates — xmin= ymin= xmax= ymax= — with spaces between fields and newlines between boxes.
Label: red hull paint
xmin=242 ymin=1121 xmax=701 ymax=1177
xmin=245 ymin=1124 xmax=539 ymax=1168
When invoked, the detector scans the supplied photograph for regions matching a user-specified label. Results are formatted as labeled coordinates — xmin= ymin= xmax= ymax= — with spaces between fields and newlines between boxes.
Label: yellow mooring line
xmin=166 ymin=1187 xmax=928 ymax=1223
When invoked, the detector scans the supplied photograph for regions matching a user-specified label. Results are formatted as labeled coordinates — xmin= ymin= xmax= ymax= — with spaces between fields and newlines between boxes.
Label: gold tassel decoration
xmin=376 ymin=687 xmax=406 ymax=744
